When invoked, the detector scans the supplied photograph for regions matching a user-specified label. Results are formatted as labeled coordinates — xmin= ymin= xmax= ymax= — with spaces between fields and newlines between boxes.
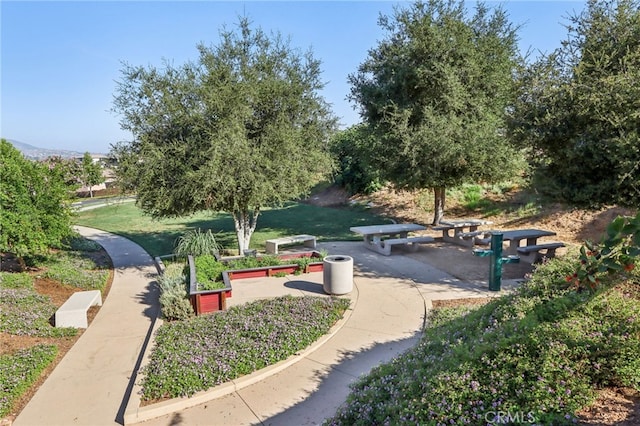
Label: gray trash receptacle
xmin=323 ymin=255 xmax=353 ymax=295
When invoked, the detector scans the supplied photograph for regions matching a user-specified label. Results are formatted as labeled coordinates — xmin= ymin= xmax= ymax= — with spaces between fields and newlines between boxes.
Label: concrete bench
xmin=265 ymin=234 xmax=316 ymax=254
xmin=456 ymin=231 xmax=492 ymax=247
xmin=517 ymin=242 xmax=565 ymax=264
xmin=55 ymin=290 xmax=102 ymax=328
xmin=378 ymin=236 xmax=435 ymax=256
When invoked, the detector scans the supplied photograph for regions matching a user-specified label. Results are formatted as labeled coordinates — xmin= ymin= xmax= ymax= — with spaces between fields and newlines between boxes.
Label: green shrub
xmin=174 ymin=229 xmax=221 ymax=257
xmin=157 ymin=273 xmax=193 ymax=322
xmin=0 ymin=344 xmax=58 ymax=418
xmin=193 ymin=255 xmax=227 ymax=290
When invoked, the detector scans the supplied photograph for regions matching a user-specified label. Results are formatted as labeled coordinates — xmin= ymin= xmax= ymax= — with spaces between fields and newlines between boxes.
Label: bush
xmin=174 ymin=229 xmax=221 ymax=258
xmin=193 ymin=255 xmax=227 ymax=290
xmin=157 ymin=272 xmax=193 ymax=322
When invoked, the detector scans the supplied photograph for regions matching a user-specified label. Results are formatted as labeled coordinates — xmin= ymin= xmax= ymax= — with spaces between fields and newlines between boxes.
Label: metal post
xmin=473 ymin=233 xmax=519 ymax=291
xmin=488 ymin=233 xmax=504 ymax=291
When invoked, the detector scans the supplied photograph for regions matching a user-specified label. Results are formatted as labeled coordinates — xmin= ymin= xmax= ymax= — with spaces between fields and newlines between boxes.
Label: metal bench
xmin=55 ymin=290 xmax=102 ymax=328
xmin=517 ymin=242 xmax=565 ymax=263
xmin=265 ymin=234 xmax=316 ymax=254
xmin=378 ymin=236 xmax=435 ymax=256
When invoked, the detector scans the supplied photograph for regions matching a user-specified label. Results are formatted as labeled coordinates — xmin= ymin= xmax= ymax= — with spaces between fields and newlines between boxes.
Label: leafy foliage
xmin=329 ymin=124 xmax=385 ymax=195
xmin=326 ymin=254 xmax=640 ymax=425
xmin=174 ymin=228 xmax=221 ymax=258
xmin=79 ymin=152 xmax=104 ymax=198
xmin=42 ymin=252 xmax=109 ymax=292
xmin=348 ymin=0 xmax=524 ymax=223
xmin=0 ymin=344 xmax=58 ymax=418
xmin=193 ymin=254 xmax=228 ymax=290
xmin=111 ymin=17 xmax=337 ymax=253
xmin=0 ymin=139 xmax=75 ymax=267
xmin=508 ymin=0 xmax=640 ymax=206
xmin=568 ymin=212 xmax=640 ymax=290
xmin=140 ymin=295 xmax=351 ymax=400
xmin=157 ymin=269 xmax=193 ymax=322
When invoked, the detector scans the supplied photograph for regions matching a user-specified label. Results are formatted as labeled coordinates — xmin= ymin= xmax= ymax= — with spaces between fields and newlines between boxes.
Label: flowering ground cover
xmin=140 ymin=295 xmax=351 ymax=401
xmin=0 ymin=236 xmax=111 ymax=419
xmin=325 ymin=253 xmax=640 ymax=425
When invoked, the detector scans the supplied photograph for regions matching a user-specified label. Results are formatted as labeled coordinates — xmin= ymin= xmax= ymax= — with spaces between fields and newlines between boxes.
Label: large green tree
xmin=349 ymin=0 xmax=524 ymax=224
xmin=112 ymin=18 xmax=336 ymax=253
xmin=509 ymin=0 xmax=640 ymax=206
xmin=0 ymin=139 xmax=74 ymax=268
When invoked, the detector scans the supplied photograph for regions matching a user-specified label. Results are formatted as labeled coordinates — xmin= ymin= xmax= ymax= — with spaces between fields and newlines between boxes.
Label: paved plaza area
xmin=14 ymin=227 xmax=521 ymax=426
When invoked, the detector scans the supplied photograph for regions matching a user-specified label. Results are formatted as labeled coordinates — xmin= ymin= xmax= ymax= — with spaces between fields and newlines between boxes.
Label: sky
xmin=1 ymin=1 xmax=586 ymax=155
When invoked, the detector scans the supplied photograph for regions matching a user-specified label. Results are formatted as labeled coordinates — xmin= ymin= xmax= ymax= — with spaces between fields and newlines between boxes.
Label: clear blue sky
xmin=1 ymin=1 xmax=586 ymax=154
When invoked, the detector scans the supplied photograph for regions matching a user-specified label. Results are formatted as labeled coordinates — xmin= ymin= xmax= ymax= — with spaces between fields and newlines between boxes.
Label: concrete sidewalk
xmin=13 ymin=231 xmax=515 ymax=426
xmin=14 ymin=226 xmax=160 ymax=426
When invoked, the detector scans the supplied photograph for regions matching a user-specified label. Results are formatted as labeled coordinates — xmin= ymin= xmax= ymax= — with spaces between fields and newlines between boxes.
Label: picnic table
xmin=349 ymin=223 xmax=433 ymax=256
xmin=432 ymin=219 xmax=494 ymax=246
xmin=496 ymin=228 xmax=558 ymax=256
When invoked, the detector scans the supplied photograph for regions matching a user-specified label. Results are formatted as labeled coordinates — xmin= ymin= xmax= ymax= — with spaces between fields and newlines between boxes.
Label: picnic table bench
xmin=517 ymin=242 xmax=566 ymax=263
xmin=350 ymin=224 xmax=434 ymax=256
xmin=487 ymin=229 xmax=564 ymax=264
xmin=55 ymin=290 xmax=102 ymax=328
xmin=433 ymin=219 xmax=494 ymax=247
xmin=265 ymin=234 xmax=316 ymax=254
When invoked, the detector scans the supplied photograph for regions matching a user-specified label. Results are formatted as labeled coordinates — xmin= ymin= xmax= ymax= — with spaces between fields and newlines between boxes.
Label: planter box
xmin=188 ymin=251 xmax=324 ymax=315
xmin=188 ymin=255 xmax=233 ymax=315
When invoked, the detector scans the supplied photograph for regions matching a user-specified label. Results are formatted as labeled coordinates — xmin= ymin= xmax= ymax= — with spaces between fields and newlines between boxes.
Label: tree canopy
xmin=112 ymin=18 xmax=336 ymax=252
xmin=508 ymin=0 xmax=640 ymax=207
xmin=0 ymin=139 xmax=74 ymax=268
xmin=79 ymin=152 xmax=104 ymax=198
xmin=349 ymin=0 xmax=524 ymax=224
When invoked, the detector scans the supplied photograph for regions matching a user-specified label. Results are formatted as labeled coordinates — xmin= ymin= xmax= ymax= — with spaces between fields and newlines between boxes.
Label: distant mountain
xmin=3 ymin=138 xmax=96 ymax=160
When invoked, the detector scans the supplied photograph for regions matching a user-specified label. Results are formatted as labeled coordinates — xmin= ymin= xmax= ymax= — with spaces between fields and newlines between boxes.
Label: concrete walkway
xmin=13 ymin=230 xmax=516 ymax=426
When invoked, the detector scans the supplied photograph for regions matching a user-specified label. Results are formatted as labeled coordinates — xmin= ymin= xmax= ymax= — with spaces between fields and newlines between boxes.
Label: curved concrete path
xmin=14 ymin=229 xmax=512 ymax=426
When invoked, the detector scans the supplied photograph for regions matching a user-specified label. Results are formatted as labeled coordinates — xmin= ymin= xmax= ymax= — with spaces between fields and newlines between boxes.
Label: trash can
xmin=323 ymin=255 xmax=353 ymax=295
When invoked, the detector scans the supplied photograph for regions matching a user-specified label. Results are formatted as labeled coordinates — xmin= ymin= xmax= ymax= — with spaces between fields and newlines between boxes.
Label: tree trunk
xmin=232 ymin=207 xmax=260 ymax=255
xmin=432 ymin=186 xmax=446 ymax=225
xmin=89 ymin=185 xmax=94 ymax=198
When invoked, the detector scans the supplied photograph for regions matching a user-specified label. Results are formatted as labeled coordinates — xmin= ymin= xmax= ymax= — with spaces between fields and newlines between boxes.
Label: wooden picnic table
xmin=433 ymin=219 xmax=494 ymax=246
xmin=493 ymin=228 xmax=557 ymax=256
xmin=349 ymin=223 xmax=432 ymax=256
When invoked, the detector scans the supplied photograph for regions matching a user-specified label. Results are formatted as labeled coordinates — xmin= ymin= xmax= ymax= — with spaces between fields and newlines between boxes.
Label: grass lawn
xmin=74 ymin=201 xmax=391 ymax=257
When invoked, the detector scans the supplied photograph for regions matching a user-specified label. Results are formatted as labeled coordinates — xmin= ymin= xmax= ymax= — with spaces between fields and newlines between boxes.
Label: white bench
xmin=378 ymin=236 xmax=435 ymax=256
xmin=517 ymin=242 xmax=565 ymax=264
xmin=55 ymin=290 xmax=102 ymax=328
xmin=265 ymin=234 xmax=317 ymax=254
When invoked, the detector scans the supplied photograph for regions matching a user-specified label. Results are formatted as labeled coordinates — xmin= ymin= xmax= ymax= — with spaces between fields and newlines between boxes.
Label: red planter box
xmin=188 ymin=251 xmax=324 ymax=315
